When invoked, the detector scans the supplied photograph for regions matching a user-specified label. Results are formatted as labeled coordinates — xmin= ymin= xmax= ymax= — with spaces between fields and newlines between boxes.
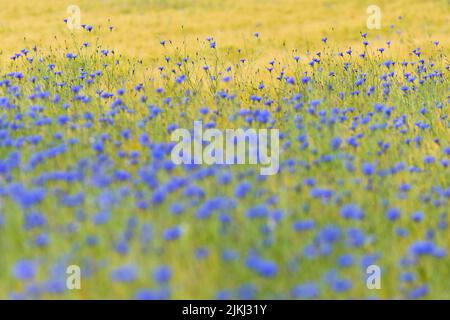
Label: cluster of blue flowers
xmin=0 ymin=22 xmax=448 ymax=299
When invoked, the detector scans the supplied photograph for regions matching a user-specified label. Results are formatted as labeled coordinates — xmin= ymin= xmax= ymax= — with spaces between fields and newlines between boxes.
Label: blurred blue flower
xmin=12 ymin=260 xmax=36 ymax=280
xmin=111 ymin=265 xmax=137 ymax=282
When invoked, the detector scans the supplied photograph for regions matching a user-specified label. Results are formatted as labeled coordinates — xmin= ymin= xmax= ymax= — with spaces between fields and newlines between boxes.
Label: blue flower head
xmin=153 ymin=265 xmax=171 ymax=284
xmin=13 ymin=260 xmax=36 ymax=280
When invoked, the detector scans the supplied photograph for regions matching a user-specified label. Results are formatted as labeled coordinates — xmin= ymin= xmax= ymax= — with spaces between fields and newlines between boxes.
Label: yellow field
xmin=0 ymin=0 xmax=448 ymax=65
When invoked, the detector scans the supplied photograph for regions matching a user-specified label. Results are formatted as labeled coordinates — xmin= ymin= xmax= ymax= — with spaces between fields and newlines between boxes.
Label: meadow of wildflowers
xmin=0 ymin=0 xmax=448 ymax=299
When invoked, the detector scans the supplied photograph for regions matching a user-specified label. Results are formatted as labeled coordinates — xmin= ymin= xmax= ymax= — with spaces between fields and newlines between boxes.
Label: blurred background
xmin=0 ymin=0 xmax=448 ymax=64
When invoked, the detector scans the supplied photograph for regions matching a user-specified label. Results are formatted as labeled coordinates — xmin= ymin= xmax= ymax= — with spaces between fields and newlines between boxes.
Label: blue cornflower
xmin=35 ymin=233 xmax=50 ymax=247
xmin=153 ymin=266 xmax=171 ymax=284
xmin=293 ymin=219 xmax=315 ymax=232
xmin=408 ymin=285 xmax=428 ymax=299
xmin=111 ymin=265 xmax=137 ymax=282
xmin=291 ymin=283 xmax=319 ymax=298
xmin=135 ymin=289 xmax=168 ymax=300
xmin=317 ymin=225 xmax=341 ymax=243
xmin=92 ymin=211 xmax=110 ymax=225
xmin=303 ymin=177 xmax=316 ymax=187
xmin=330 ymin=278 xmax=352 ymax=293
xmin=340 ymin=204 xmax=364 ymax=220
xmin=66 ymin=53 xmax=77 ymax=59
xmin=170 ymin=203 xmax=184 ymax=215
xmin=235 ymin=181 xmax=251 ymax=198
xmin=216 ymin=290 xmax=232 ymax=300
xmin=330 ymin=136 xmax=342 ymax=150
xmin=411 ymin=211 xmax=424 ymax=222
xmin=362 ymin=162 xmax=376 ymax=175
xmin=443 ymin=147 xmax=450 ymax=155
xmin=152 ymin=188 xmax=166 ymax=205
xmin=346 ymin=228 xmax=365 ymax=247
xmin=250 ymin=95 xmax=262 ymax=102
xmin=423 ymin=155 xmax=435 ymax=164
xmin=195 ymin=247 xmax=209 ymax=260
xmin=400 ymin=272 xmax=415 ymax=283
xmin=255 ymin=260 xmax=278 ymax=277
xmin=409 ymin=241 xmax=445 ymax=258
xmin=13 ymin=260 xmax=36 ymax=280
xmin=337 ymin=254 xmax=354 ymax=268
xmin=385 ymin=207 xmax=401 ymax=221
xmin=24 ymin=211 xmax=47 ymax=230
xmin=163 ymin=226 xmax=182 ymax=241
xmin=238 ymin=284 xmax=257 ymax=299
xmin=217 ymin=172 xmax=232 ymax=185
xmin=175 ymin=75 xmax=186 ymax=83
xmin=246 ymin=205 xmax=268 ymax=219
xmin=399 ymin=183 xmax=411 ymax=192
xmin=222 ymin=249 xmax=238 ymax=261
